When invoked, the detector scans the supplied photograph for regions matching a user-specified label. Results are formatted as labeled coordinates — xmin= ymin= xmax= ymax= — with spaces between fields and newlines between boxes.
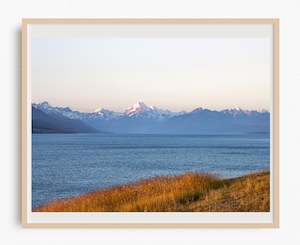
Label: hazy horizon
xmin=30 ymin=24 xmax=272 ymax=112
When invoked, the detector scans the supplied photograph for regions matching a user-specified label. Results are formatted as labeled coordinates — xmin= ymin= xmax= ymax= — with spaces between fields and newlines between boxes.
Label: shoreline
xmin=34 ymin=171 xmax=270 ymax=212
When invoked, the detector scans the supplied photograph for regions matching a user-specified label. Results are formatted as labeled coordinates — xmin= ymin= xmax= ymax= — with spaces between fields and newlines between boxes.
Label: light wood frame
xmin=21 ymin=18 xmax=279 ymax=228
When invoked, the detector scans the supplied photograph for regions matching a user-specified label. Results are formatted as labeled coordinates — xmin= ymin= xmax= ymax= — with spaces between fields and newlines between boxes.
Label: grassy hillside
xmin=34 ymin=171 xmax=270 ymax=212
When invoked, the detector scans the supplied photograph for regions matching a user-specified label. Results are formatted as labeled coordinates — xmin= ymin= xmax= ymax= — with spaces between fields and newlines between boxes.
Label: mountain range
xmin=32 ymin=106 xmax=98 ymax=133
xmin=32 ymin=101 xmax=270 ymax=134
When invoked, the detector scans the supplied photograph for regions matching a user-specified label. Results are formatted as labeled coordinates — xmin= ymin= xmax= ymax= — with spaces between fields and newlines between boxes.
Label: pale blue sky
xmin=30 ymin=24 xmax=272 ymax=112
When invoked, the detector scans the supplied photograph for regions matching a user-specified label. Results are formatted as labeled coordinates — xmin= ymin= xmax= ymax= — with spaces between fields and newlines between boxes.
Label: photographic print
xmin=21 ymin=19 xmax=279 ymax=227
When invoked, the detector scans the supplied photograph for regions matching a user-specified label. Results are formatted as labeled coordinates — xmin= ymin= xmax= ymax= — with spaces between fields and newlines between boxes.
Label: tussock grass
xmin=188 ymin=171 xmax=270 ymax=212
xmin=34 ymin=171 xmax=269 ymax=212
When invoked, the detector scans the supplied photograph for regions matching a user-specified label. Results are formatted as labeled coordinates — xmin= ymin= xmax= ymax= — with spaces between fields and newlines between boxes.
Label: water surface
xmin=32 ymin=133 xmax=270 ymax=208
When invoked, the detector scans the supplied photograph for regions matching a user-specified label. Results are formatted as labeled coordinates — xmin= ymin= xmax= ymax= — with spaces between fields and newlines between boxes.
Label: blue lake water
xmin=32 ymin=133 xmax=270 ymax=208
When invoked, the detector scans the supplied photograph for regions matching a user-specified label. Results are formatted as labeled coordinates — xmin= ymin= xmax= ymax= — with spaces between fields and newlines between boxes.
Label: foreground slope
xmin=34 ymin=171 xmax=269 ymax=212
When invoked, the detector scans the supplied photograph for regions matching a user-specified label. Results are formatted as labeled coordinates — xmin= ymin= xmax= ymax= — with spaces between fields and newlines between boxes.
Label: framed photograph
xmin=21 ymin=19 xmax=279 ymax=228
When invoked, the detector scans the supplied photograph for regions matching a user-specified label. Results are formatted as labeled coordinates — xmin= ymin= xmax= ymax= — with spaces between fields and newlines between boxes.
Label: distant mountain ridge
xmin=32 ymin=101 xmax=270 ymax=134
xmin=32 ymin=106 xmax=98 ymax=133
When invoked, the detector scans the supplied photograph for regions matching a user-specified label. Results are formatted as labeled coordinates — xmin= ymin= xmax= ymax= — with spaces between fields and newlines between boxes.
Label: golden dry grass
xmin=34 ymin=171 xmax=269 ymax=212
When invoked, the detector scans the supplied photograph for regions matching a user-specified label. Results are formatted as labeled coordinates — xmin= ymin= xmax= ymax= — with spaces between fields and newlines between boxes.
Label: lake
xmin=32 ymin=133 xmax=270 ymax=208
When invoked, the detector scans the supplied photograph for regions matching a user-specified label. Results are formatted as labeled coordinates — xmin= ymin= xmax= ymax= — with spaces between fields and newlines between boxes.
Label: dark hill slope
xmin=32 ymin=106 xmax=98 ymax=133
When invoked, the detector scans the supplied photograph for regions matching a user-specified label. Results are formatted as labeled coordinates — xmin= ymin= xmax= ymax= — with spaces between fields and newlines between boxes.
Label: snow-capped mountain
xmin=32 ymin=102 xmax=122 ymax=121
xmin=32 ymin=106 xmax=98 ymax=133
xmin=33 ymin=101 xmax=183 ymax=121
xmin=124 ymin=101 xmax=152 ymax=117
xmin=94 ymin=108 xmax=122 ymax=119
xmin=32 ymin=102 xmax=82 ymax=119
xmin=124 ymin=101 xmax=181 ymax=119
xmin=32 ymin=101 xmax=270 ymax=134
xmin=221 ymin=108 xmax=258 ymax=116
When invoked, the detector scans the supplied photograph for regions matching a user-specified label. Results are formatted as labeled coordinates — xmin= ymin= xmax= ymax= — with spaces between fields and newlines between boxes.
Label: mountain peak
xmin=233 ymin=107 xmax=244 ymax=112
xmin=125 ymin=101 xmax=151 ymax=116
xmin=92 ymin=107 xmax=122 ymax=119
xmin=94 ymin=107 xmax=103 ymax=113
xmin=32 ymin=101 xmax=52 ymax=110
xmin=132 ymin=101 xmax=148 ymax=109
xmin=33 ymin=101 xmax=50 ymax=109
xmin=191 ymin=107 xmax=204 ymax=113
xmin=40 ymin=101 xmax=50 ymax=107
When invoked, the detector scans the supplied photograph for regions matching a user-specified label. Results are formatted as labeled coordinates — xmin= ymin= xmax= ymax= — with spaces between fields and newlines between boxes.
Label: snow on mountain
xmin=189 ymin=107 xmax=257 ymax=116
xmin=221 ymin=108 xmax=259 ymax=116
xmin=33 ymin=102 xmax=85 ymax=119
xmin=124 ymin=101 xmax=152 ymax=116
xmin=33 ymin=101 xmax=269 ymax=122
xmin=94 ymin=108 xmax=122 ymax=119
xmin=33 ymin=102 xmax=123 ymax=121
xmin=32 ymin=101 xmax=270 ymax=134
xmin=124 ymin=101 xmax=181 ymax=119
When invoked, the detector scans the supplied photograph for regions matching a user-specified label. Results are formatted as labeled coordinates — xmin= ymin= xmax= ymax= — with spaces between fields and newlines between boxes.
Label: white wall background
xmin=0 ymin=0 xmax=299 ymax=244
